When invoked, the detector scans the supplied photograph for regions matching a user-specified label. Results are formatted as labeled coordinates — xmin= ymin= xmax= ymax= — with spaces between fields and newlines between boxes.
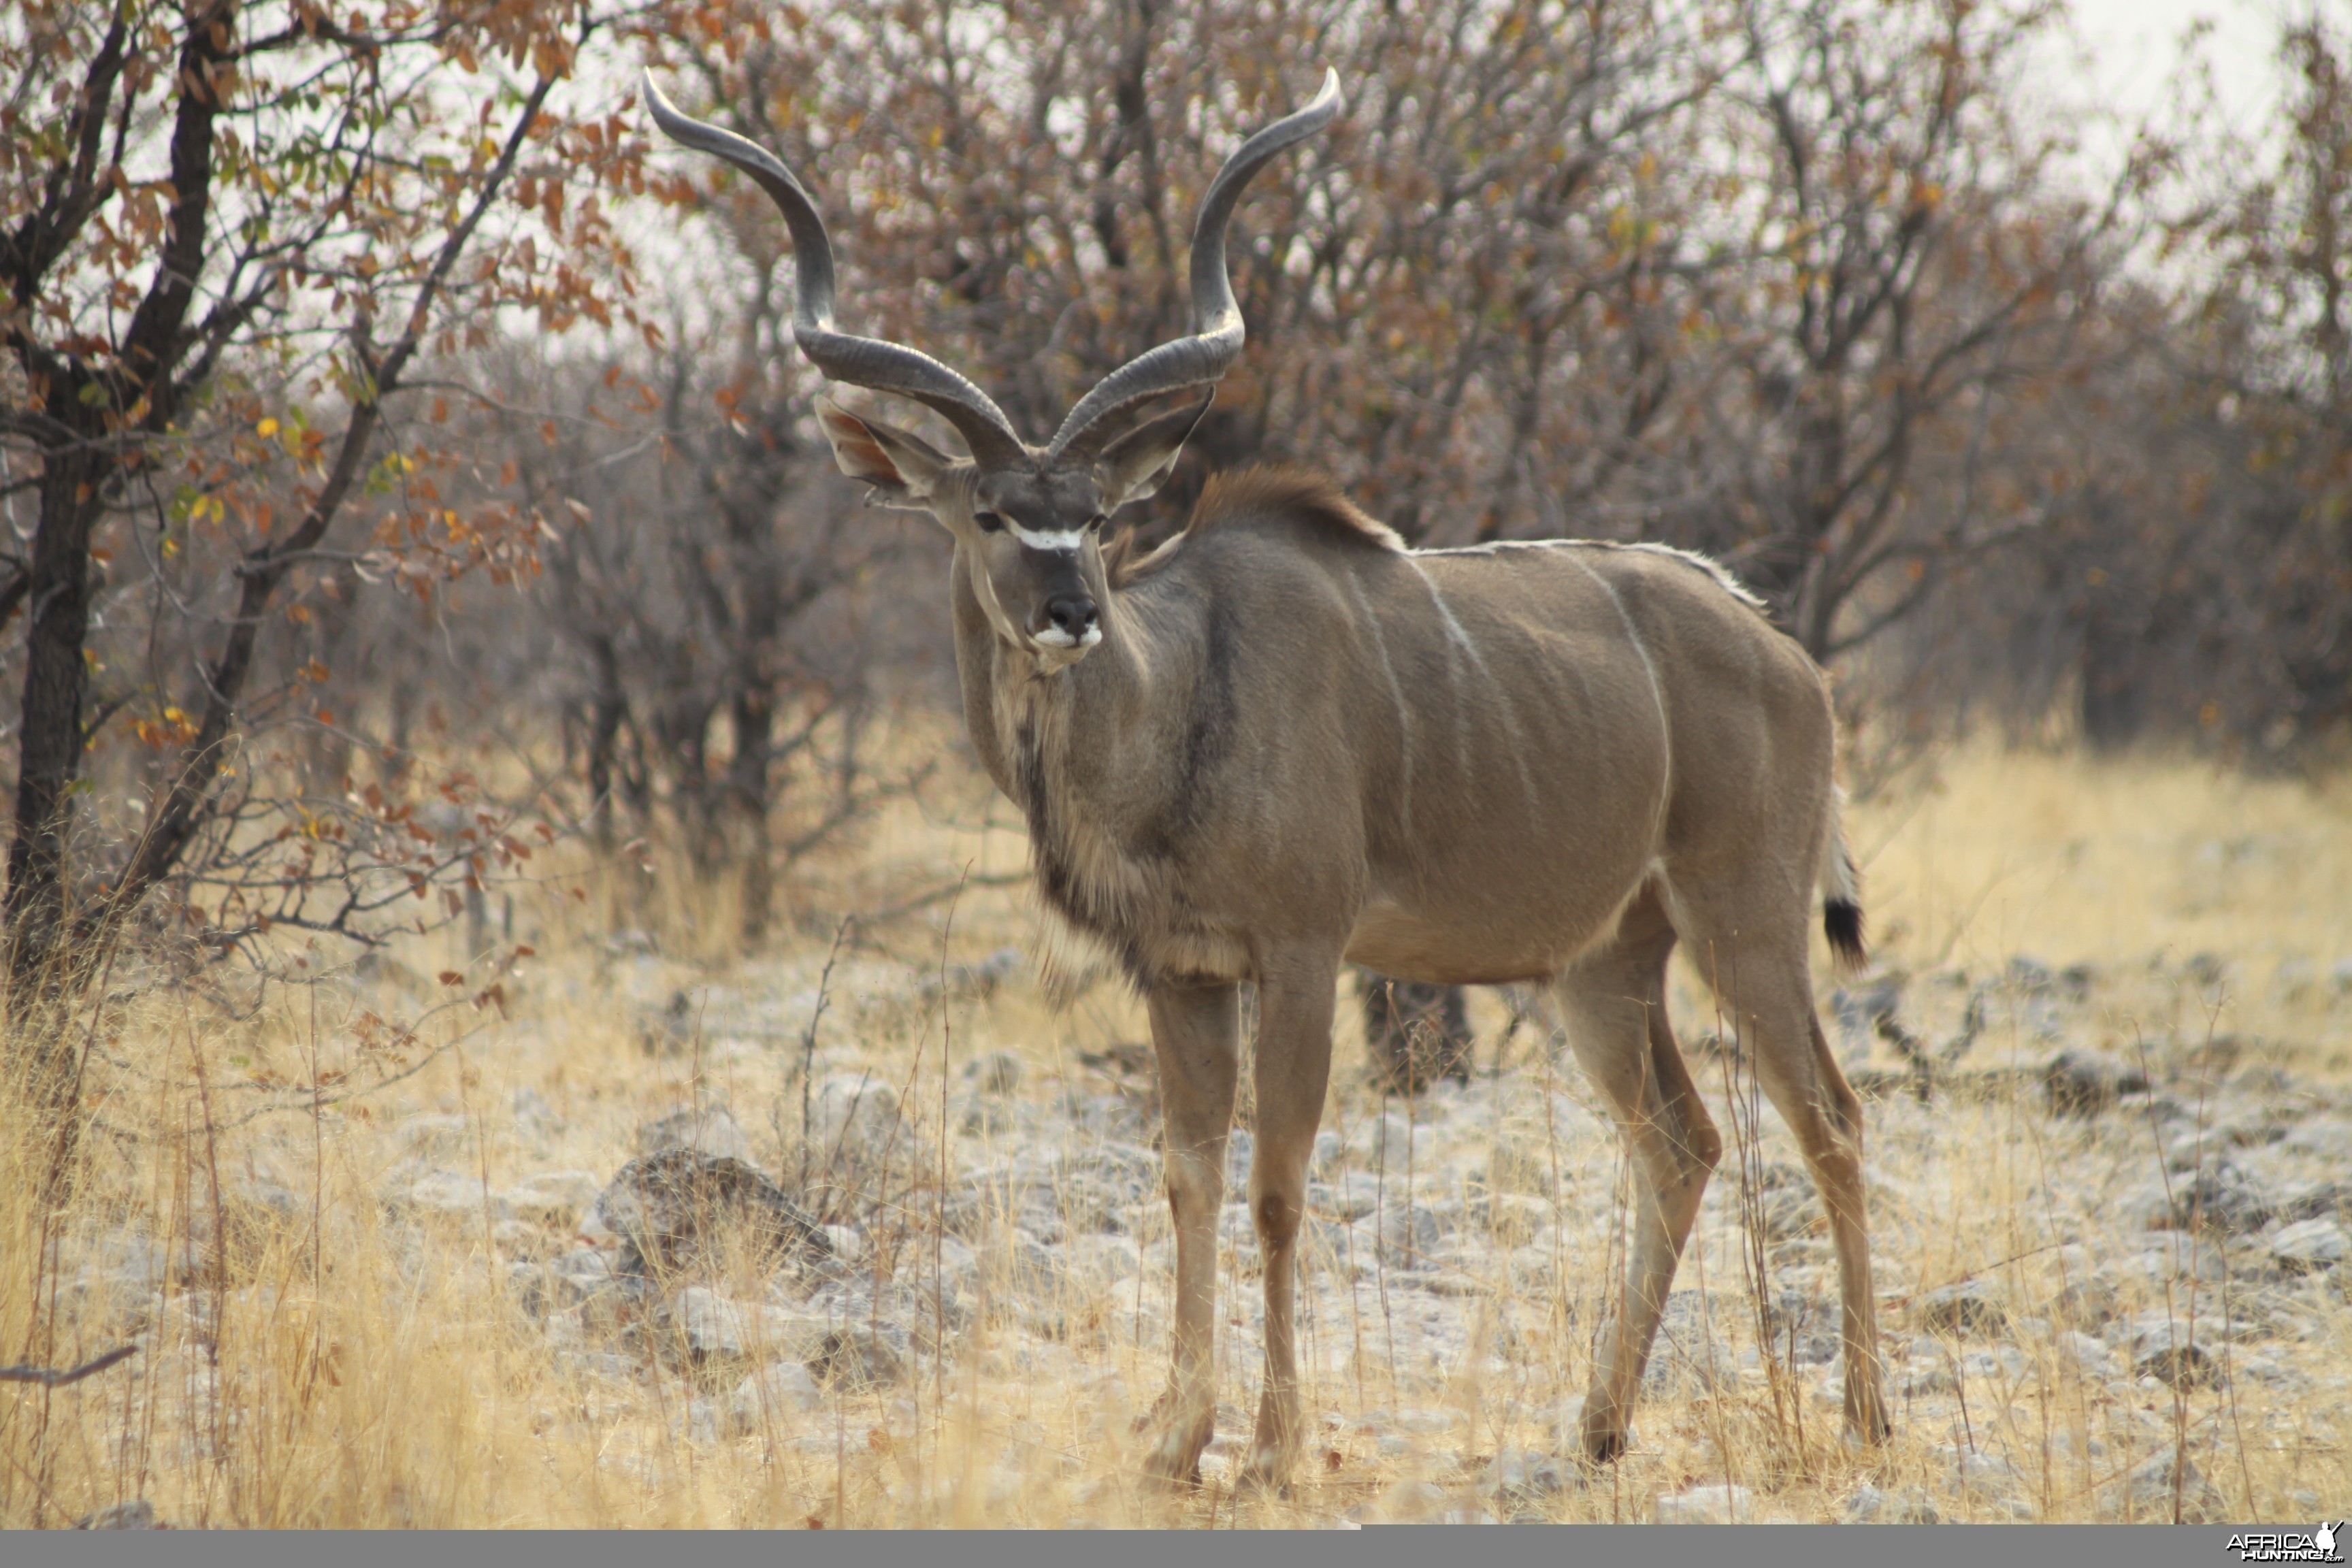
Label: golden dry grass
xmin=1852 ymin=747 xmax=2352 ymax=1058
xmin=4 ymin=738 xmax=2348 ymax=1529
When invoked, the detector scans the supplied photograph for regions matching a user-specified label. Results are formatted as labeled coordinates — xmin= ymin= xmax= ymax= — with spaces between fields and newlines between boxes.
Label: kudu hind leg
xmin=1554 ymin=913 xmax=1721 ymax=1463
xmin=1140 ymin=979 xmax=1241 ymax=1485
xmin=1703 ymin=947 xmax=1890 ymax=1444
xmin=1237 ymin=953 xmax=1339 ymax=1491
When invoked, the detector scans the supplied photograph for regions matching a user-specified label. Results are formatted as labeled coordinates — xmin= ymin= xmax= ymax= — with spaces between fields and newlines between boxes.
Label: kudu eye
xmin=973 ymin=510 xmax=1006 ymax=534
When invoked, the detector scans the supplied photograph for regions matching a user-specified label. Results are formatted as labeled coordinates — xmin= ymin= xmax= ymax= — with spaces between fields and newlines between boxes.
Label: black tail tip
xmin=1824 ymin=899 xmax=1866 ymax=968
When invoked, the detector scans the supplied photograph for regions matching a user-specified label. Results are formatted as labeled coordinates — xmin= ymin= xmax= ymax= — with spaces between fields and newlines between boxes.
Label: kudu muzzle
xmin=1034 ymin=553 xmax=1100 ymax=650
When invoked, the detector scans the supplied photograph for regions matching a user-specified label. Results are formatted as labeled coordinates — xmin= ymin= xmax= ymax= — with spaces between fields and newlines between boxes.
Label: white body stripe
xmin=1413 ymin=536 xmax=1765 ymax=611
xmin=1407 ymin=559 xmax=1539 ymax=812
xmin=1346 ymin=574 xmax=1415 ymax=838
xmin=1567 ymin=553 xmax=1675 ymax=845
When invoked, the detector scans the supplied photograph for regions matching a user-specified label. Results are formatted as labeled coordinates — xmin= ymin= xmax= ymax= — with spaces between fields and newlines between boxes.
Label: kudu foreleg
xmin=1238 ymin=955 xmax=1338 ymax=1491
xmin=1140 ymin=979 xmax=1240 ymax=1486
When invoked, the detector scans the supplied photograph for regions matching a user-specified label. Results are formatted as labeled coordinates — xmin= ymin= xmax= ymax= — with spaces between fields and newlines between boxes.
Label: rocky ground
xmin=40 ymin=939 xmax=2352 ymax=1527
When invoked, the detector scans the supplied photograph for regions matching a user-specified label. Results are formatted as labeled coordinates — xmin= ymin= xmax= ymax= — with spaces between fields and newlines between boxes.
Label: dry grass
xmin=1851 ymin=747 xmax=2352 ymax=1059
xmin=4 ymin=738 xmax=2348 ymax=1529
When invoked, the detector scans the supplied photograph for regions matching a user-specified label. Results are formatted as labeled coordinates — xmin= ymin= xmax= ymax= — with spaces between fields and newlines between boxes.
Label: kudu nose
xmin=1045 ymin=593 xmax=1099 ymax=640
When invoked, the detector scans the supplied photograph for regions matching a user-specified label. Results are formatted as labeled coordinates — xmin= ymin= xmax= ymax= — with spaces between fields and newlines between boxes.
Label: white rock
xmin=402 ymin=1171 xmax=512 ymax=1221
xmin=815 ymin=1075 xmax=906 ymax=1170
xmin=1917 ymin=1279 xmax=2008 ymax=1337
xmin=1543 ymin=1092 xmax=1610 ymax=1143
xmin=2163 ymin=1127 xmax=2236 ymax=1171
xmin=1377 ymin=1201 xmax=1446 ymax=1264
xmin=1349 ymin=1112 xmax=1437 ymax=1173
xmin=2236 ymin=1356 xmax=2309 ymax=1392
xmin=1551 ymin=1394 xmax=1590 ymax=1452
xmin=2121 ymin=1232 xmax=2227 ymax=1284
xmin=1844 ymin=1486 xmax=1940 ymax=1524
xmin=934 ymin=1235 xmax=978 ymax=1279
xmin=2270 ymin=1218 xmax=2346 ymax=1273
xmin=2282 ymin=1119 xmax=2352 ymax=1160
xmin=555 ymin=1349 xmax=638 ymax=1387
xmin=968 ymin=1051 xmax=1024 ymax=1096
xmin=395 ymin=1114 xmax=474 ymax=1160
xmin=2047 ymin=1429 xmax=2108 ymax=1460
xmin=1064 ymin=1234 xmax=1143 ymax=1288
xmin=2059 ymin=1332 xmax=2115 ymax=1377
xmin=1226 ymin=1128 xmax=1254 ymax=1186
xmin=1309 ymin=1130 xmax=1344 ymax=1178
xmin=1948 ymin=1448 xmax=2036 ymax=1517
xmin=2127 ymin=1312 xmax=2221 ymax=1388
xmin=1320 ymin=1171 xmax=1384 ymax=1220
xmin=550 ymin=1247 xmax=615 ymax=1294
xmin=1900 ymin=1365 xmax=1957 ymax=1398
xmin=492 ymin=1219 xmax=540 ymax=1255
xmin=1955 ymin=1346 xmax=2028 ymax=1381
xmin=2100 ymin=1448 xmax=2226 ymax=1521
xmin=69 ymin=1267 xmax=163 ymax=1335
xmin=636 ymin=1105 xmax=753 ymax=1163
xmin=1655 ymin=1484 xmax=1754 ymax=1524
xmin=501 ymin=1170 xmax=603 ymax=1229
xmin=678 ymin=1397 xmax=723 ymax=1445
xmin=512 ymin=1087 xmax=563 ymax=1134
xmin=671 ymin=1286 xmax=828 ymax=1362
xmin=727 ymin=1360 xmax=821 ymax=1433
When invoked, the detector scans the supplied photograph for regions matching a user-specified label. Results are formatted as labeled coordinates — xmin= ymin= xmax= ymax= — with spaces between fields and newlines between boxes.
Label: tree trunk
xmin=1358 ymin=970 xmax=1473 ymax=1092
xmin=2079 ymin=593 xmax=2151 ymax=750
xmin=585 ymin=637 xmax=627 ymax=852
xmin=727 ymin=685 xmax=774 ymax=945
xmin=5 ymin=439 xmax=108 ymax=1111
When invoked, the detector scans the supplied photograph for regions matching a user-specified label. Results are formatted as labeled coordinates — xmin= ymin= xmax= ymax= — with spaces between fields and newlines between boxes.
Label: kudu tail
xmin=1818 ymin=787 xmax=1867 ymax=973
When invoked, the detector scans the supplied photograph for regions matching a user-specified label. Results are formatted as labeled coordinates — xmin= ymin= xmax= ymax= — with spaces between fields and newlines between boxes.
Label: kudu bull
xmin=645 ymin=69 xmax=1890 ymax=1488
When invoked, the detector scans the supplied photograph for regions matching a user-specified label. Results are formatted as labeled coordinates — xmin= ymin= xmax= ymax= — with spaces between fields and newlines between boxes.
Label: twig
xmin=852 ymin=872 xmax=1026 ymax=926
xmin=208 ymin=1021 xmax=489 ymax=1130
xmin=0 ymin=1344 xmax=137 ymax=1387
xmin=1876 ymin=1238 xmax=2072 ymax=1306
xmin=799 ymin=915 xmax=853 ymax=1192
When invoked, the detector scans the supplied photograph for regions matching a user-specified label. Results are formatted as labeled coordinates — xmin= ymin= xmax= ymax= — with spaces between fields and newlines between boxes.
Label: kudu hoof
xmin=1843 ymin=1410 xmax=1894 ymax=1449
xmin=1235 ymin=1448 xmax=1296 ymax=1498
xmin=1133 ymin=1392 xmax=1213 ymax=1490
xmin=1579 ymin=1424 xmax=1631 ymax=1467
xmin=1234 ymin=1471 xmax=1293 ymax=1500
xmin=1139 ymin=1446 xmax=1206 ymax=1492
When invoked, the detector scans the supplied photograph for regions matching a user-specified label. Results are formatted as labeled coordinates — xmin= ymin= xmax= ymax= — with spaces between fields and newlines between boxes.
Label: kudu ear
xmin=1096 ymin=393 xmax=1213 ymax=511
xmin=817 ymin=398 xmax=954 ymax=510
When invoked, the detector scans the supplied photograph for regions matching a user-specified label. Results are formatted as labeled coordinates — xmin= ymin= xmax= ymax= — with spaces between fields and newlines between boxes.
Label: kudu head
xmin=642 ymin=70 xmax=1340 ymax=671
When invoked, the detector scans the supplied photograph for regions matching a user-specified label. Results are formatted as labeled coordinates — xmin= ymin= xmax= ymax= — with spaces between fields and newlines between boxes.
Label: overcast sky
xmin=2057 ymin=0 xmax=2298 ymax=131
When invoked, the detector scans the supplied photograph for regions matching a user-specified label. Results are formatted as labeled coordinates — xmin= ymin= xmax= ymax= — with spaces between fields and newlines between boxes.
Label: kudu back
xmin=647 ymin=69 xmax=1889 ymax=1490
